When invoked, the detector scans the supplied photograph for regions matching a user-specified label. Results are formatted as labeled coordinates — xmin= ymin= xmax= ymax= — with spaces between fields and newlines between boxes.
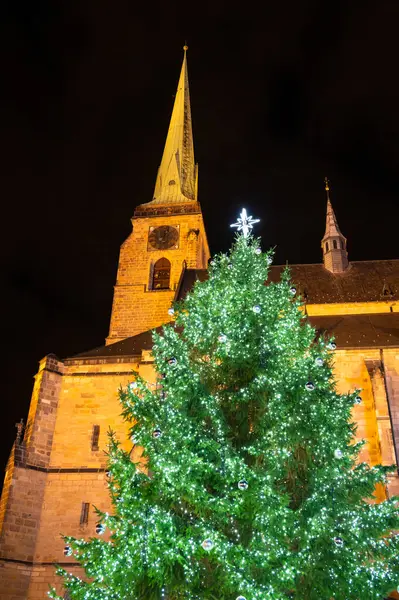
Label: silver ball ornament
xmin=253 ymin=305 xmax=261 ymax=314
xmin=96 ymin=523 xmax=106 ymax=535
xmin=315 ymin=357 xmax=324 ymax=367
xmin=334 ymin=536 xmax=344 ymax=547
xmin=201 ymin=538 xmax=214 ymax=551
xmin=238 ymin=480 xmax=248 ymax=490
xmin=305 ymin=382 xmax=315 ymax=391
xmin=334 ymin=449 xmax=343 ymax=459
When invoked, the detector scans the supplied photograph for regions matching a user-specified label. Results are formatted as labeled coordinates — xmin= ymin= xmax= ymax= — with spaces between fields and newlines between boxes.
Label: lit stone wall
xmin=48 ymin=360 xmax=140 ymax=468
xmin=333 ymin=349 xmax=399 ymax=498
xmin=0 ymin=322 xmax=398 ymax=598
xmin=0 ymin=357 xmax=144 ymax=599
xmin=383 ymin=348 xmax=399 ymax=496
xmin=34 ymin=472 xmax=112 ymax=559
xmin=24 ymin=354 xmax=64 ymax=469
xmin=107 ymin=212 xmax=210 ymax=344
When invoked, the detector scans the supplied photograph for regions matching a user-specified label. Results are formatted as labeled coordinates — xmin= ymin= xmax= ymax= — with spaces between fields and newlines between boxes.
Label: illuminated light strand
xmin=50 ymin=235 xmax=399 ymax=600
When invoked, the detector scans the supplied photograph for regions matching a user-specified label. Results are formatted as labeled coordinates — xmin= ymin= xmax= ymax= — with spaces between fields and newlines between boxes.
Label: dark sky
xmin=1 ymin=0 xmax=398 ymax=470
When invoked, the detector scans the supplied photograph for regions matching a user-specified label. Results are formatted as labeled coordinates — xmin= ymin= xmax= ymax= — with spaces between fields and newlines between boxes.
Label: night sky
xmin=1 ymin=0 xmax=398 ymax=471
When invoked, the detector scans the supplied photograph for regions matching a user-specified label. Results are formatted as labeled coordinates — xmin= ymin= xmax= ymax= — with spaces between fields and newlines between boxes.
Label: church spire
xmin=321 ymin=178 xmax=349 ymax=272
xmin=146 ymin=46 xmax=197 ymax=207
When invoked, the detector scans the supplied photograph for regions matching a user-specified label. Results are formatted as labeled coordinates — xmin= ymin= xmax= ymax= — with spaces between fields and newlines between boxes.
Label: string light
xmin=49 ymin=229 xmax=399 ymax=600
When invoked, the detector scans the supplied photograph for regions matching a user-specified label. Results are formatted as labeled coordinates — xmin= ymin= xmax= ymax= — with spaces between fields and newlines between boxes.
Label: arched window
xmin=152 ymin=258 xmax=171 ymax=290
xmin=325 ymin=242 xmax=329 ymax=252
xmin=333 ymin=239 xmax=338 ymax=249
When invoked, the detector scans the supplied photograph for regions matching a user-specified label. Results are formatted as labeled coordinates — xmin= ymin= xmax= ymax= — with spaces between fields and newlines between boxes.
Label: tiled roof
xmin=69 ymin=328 xmax=161 ymax=360
xmin=268 ymin=261 xmax=399 ymax=304
xmin=70 ymin=312 xmax=399 ymax=361
xmin=310 ymin=313 xmax=399 ymax=349
xmin=175 ymin=261 xmax=399 ymax=304
xmin=70 ymin=259 xmax=399 ymax=361
xmin=174 ymin=268 xmax=208 ymax=301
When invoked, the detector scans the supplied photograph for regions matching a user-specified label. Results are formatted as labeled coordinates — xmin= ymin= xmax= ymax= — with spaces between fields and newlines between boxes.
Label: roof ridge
xmin=272 ymin=259 xmax=399 ymax=267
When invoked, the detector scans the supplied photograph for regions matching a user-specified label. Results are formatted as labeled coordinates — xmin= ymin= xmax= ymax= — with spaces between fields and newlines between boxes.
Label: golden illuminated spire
xmin=147 ymin=46 xmax=197 ymax=205
xmin=321 ymin=178 xmax=348 ymax=272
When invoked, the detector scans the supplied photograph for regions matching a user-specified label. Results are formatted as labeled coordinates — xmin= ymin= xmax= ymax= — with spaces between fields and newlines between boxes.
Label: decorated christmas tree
xmin=51 ymin=211 xmax=399 ymax=600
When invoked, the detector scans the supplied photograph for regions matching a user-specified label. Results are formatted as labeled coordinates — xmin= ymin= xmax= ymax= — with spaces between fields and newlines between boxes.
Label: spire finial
xmin=183 ymin=44 xmax=188 ymax=52
xmin=324 ymin=177 xmax=330 ymax=201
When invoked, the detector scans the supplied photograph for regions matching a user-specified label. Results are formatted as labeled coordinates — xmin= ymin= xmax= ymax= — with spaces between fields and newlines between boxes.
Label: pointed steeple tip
xmin=140 ymin=44 xmax=197 ymax=209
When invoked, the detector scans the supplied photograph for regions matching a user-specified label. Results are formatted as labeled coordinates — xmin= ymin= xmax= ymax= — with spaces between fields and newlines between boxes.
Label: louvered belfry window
xmin=153 ymin=258 xmax=171 ymax=290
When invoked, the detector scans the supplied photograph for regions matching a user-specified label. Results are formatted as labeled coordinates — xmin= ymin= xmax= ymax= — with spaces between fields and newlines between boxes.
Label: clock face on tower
xmin=148 ymin=225 xmax=179 ymax=250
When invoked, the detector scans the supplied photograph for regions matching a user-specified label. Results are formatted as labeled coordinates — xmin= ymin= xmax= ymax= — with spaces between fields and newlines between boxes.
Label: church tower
xmin=107 ymin=47 xmax=210 ymax=344
xmin=321 ymin=178 xmax=349 ymax=273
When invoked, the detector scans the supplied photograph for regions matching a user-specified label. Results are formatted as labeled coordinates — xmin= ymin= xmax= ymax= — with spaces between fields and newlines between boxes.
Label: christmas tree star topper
xmin=230 ymin=208 xmax=260 ymax=238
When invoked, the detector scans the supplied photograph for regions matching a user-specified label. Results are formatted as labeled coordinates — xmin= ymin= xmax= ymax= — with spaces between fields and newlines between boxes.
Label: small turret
xmin=321 ymin=178 xmax=348 ymax=273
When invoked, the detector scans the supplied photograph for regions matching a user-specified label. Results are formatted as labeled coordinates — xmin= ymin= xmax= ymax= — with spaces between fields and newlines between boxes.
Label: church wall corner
xmin=24 ymin=355 xmax=64 ymax=470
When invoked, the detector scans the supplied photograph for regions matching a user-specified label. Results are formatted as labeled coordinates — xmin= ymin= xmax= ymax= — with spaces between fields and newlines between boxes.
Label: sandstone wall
xmin=0 ymin=356 xmax=144 ymax=598
xmin=1 ymin=345 xmax=398 ymax=598
xmin=333 ymin=349 xmax=398 ymax=498
xmin=107 ymin=213 xmax=209 ymax=344
xmin=382 ymin=348 xmax=399 ymax=495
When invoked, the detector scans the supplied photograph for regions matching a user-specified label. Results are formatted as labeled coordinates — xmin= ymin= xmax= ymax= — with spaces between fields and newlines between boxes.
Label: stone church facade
xmin=0 ymin=49 xmax=398 ymax=599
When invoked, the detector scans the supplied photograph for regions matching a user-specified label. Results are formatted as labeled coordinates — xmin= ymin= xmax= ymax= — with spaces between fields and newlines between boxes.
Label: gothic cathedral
xmin=0 ymin=49 xmax=398 ymax=599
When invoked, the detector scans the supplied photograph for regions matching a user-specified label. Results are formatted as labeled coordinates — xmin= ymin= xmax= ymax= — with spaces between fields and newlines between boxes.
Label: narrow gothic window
xmin=91 ymin=425 xmax=100 ymax=451
xmin=80 ymin=502 xmax=90 ymax=525
xmin=333 ymin=240 xmax=338 ymax=249
xmin=325 ymin=242 xmax=329 ymax=252
xmin=152 ymin=258 xmax=171 ymax=290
